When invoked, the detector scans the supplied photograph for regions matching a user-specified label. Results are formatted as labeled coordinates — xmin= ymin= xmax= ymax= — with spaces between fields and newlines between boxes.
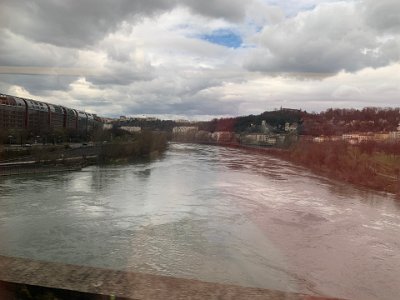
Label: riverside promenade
xmin=0 ymin=256 xmax=340 ymax=300
xmin=0 ymin=145 xmax=100 ymax=176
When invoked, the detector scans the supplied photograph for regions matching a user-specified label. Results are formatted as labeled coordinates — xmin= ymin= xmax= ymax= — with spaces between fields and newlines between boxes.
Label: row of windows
xmin=1 ymin=106 xmax=100 ymax=131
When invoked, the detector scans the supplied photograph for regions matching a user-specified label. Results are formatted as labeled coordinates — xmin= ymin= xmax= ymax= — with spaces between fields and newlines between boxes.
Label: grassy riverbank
xmin=271 ymin=141 xmax=400 ymax=195
xmin=0 ymin=131 xmax=168 ymax=172
xmin=199 ymin=140 xmax=400 ymax=195
xmin=0 ymin=145 xmax=67 ymax=162
xmin=98 ymin=130 xmax=168 ymax=163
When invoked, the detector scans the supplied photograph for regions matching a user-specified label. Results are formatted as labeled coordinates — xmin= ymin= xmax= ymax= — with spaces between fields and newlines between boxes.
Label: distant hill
xmin=302 ymin=107 xmax=400 ymax=136
xmin=196 ymin=108 xmax=303 ymax=133
xmin=116 ymin=107 xmax=400 ymax=136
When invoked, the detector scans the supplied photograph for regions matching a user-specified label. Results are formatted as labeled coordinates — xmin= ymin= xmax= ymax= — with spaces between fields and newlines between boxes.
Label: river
xmin=0 ymin=143 xmax=399 ymax=299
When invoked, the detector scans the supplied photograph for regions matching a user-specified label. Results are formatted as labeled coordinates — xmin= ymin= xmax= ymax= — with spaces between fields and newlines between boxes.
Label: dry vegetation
xmin=98 ymin=130 xmax=168 ymax=163
xmin=0 ymin=131 xmax=168 ymax=165
xmin=274 ymin=141 xmax=400 ymax=194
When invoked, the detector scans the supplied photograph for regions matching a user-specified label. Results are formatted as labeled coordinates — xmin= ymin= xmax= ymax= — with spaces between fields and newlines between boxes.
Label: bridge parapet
xmin=0 ymin=255 xmax=340 ymax=300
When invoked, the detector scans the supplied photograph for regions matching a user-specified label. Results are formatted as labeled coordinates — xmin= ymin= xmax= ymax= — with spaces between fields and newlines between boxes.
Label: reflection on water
xmin=0 ymin=143 xmax=399 ymax=300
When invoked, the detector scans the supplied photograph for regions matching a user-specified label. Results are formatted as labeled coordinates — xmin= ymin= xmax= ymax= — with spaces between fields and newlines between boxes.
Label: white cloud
xmin=0 ymin=0 xmax=251 ymax=48
xmin=245 ymin=1 xmax=400 ymax=74
xmin=332 ymin=85 xmax=363 ymax=99
xmin=0 ymin=0 xmax=399 ymax=118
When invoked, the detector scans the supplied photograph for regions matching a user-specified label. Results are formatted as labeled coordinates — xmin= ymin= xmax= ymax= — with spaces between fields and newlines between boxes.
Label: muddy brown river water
xmin=0 ymin=143 xmax=399 ymax=299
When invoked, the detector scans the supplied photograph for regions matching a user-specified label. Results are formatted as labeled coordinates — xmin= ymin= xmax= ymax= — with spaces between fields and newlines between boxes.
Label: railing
xmin=0 ymin=255 xmax=333 ymax=300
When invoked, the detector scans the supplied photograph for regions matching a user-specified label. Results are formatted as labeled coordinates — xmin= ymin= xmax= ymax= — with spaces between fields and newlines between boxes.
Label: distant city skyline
xmin=1 ymin=0 xmax=399 ymax=119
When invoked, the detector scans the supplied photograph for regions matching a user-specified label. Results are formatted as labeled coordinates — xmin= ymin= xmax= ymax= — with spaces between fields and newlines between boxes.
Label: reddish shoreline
xmin=176 ymin=141 xmax=400 ymax=196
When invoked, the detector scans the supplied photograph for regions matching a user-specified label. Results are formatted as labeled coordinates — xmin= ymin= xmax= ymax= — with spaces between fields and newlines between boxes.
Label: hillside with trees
xmin=196 ymin=109 xmax=303 ymax=133
xmin=302 ymin=107 xmax=400 ymax=136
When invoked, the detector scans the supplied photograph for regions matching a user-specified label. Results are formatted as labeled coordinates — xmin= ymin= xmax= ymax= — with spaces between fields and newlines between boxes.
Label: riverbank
xmin=188 ymin=140 xmax=400 ymax=195
xmin=97 ymin=131 xmax=167 ymax=163
xmin=0 ymin=131 xmax=168 ymax=176
xmin=275 ymin=141 xmax=400 ymax=195
xmin=0 ymin=162 xmax=85 ymax=177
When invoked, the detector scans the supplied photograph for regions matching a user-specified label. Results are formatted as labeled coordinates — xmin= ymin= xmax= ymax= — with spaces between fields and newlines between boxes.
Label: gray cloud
xmin=87 ymin=61 xmax=154 ymax=86
xmin=170 ymin=96 xmax=239 ymax=116
xmin=184 ymin=0 xmax=248 ymax=23
xmin=0 ymin=29 xmax=78 ymax=67
xmin=0 ymin=74 xmax=77 ymax=94
xmin=122 ymin=94 xmax=239 ymax=116
xmin=362 ymin=0 xmax=400 ymax=33
xmin=0 ymin=0 xmax=249 ymax=48
xmin=1 ymin=0 xmax=400 ymax=118
xmin=0 ymin=27 xmax=84 ymax=94
xmin=87 ymin=68 xmax=245 ymax=116
xmin=0 ymin=0 xmax=172 ymax=48
xmin=245 ymin=1 xmax=400 ymax=74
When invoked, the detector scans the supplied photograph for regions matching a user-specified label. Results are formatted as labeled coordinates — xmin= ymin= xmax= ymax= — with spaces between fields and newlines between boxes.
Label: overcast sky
xmin=0 ymin=0 xmax=399 ymax=119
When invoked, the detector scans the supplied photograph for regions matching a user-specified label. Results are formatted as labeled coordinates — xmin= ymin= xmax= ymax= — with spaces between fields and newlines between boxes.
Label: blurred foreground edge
xmin=0 ymin=255 xmax=342 ymax=300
